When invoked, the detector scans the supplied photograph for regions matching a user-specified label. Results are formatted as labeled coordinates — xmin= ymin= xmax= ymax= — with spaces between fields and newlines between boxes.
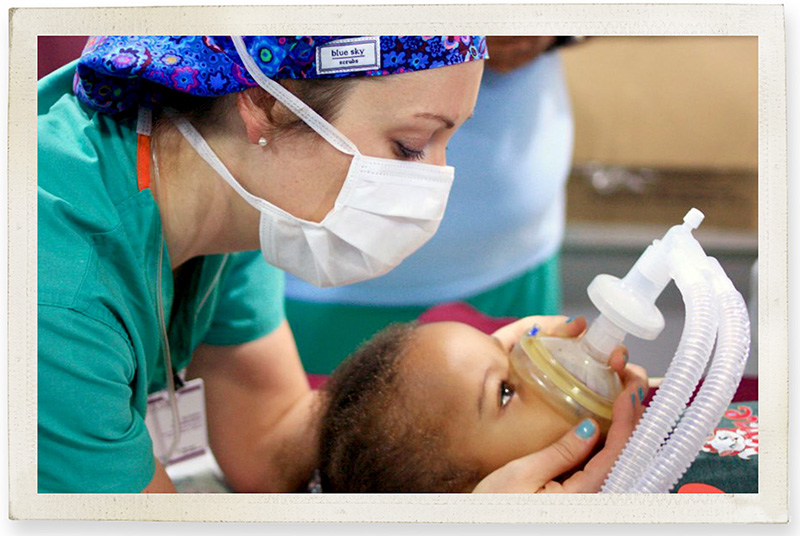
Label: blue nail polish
xmin=638 ymin=387 xmax=645 ymax=403
xmin=631 ymin=393 xmax=637 ymax=409
xmin=566 ymin=316 xmax=577 ymax=324
xmin=576 ymin=419 xmax=596 ymax=439
xmin=528 ymin=325 xmax=539 ymax=337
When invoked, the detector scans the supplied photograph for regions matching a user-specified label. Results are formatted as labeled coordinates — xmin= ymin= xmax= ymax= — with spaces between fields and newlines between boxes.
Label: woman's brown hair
xmin=152 ymin=77 xmax=361 ymax=140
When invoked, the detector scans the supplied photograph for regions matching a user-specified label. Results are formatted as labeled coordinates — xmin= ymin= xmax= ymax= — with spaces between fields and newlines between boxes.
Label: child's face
xmin=402 ymin=322 xmax=577 ymax=481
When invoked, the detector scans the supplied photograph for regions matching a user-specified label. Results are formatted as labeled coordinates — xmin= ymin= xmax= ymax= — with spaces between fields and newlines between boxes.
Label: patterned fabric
xmin=674 ymin=402 xmax=758 ymax=493
xmin=73 ymin=35 xmax=488 ymax=115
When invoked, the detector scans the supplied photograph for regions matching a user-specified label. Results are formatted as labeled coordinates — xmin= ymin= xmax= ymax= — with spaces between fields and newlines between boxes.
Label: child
xmin=317 ymin=316 xmax=648 ymax=493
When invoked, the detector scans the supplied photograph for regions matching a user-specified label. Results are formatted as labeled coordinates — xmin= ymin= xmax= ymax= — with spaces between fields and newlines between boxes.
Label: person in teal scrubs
xmin=37 ymin=35 xmax=487 ymax=493
xmin=38 ymin=35 xmax=642 ymax=495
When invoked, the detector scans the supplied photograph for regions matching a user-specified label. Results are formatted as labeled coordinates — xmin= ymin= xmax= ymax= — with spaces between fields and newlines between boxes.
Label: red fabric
xmin=38 ymin=36 xmax=89 ymax=80
xmin=643 ymin=376 xmax=757 ymax=406
xmin=417 ymin=301 xmax=517 ymax=333
xmin=677 ymin=483 xmax=725 ymax=494
xmin=308 ymin=301 xmax=758 ymax=403
xmin=307 ymin=374 xmax=329 ymax=390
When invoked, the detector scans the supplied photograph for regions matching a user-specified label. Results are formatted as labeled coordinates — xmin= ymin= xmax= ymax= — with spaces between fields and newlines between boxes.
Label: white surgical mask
xmin=169 ymin=36 xmax=455 ymax=287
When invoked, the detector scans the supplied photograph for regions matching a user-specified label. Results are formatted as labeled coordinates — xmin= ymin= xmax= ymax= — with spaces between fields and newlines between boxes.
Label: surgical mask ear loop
xmin=143 ymin=107 xmax=182 ymax=465
xmin=230 ymin=36 xmax=360 ymax=157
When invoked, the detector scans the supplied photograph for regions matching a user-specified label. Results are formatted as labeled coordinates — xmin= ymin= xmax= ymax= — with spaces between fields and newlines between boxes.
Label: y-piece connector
xmin=581 ymin=208 xmax=708 ymax=365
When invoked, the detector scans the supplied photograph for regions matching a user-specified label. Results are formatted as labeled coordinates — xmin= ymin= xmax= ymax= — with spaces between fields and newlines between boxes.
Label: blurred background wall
xmin=558 ymin=36 xmax=758 ymax=377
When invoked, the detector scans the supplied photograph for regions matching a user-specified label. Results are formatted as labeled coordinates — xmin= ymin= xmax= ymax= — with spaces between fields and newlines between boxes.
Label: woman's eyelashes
xmin=499 ymin=380 xmax=515 ymax=409
xmin=393 ymin=141 xmax=426 ymax=161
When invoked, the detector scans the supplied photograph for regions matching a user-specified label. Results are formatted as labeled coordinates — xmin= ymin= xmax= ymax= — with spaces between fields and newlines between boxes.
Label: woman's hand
xmin=491 ymin=314 xmax=588 ymax=351
xmin=476 ymin=316 xmax=649 ymax=493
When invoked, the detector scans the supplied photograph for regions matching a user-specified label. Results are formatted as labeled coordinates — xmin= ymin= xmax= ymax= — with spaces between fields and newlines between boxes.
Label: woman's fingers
xmin=491 ymin=315 xmax=586 ymax=352
xmin=525 ymin=418 xmax=601 ymax=487
xmin=547 ymin=315 xmax=586 ymax=338
xmin=562 ymin=364 xmax=649 ymax=492
xmin=490 ymin=316 xmax=558 ymax=351
xmin=473 ymin=418 xmax=600 ymax=493
xmin=478 ymin=363 xmax=649 ymax=494
xmin=607 ymin=346 xmax=629 ymax=375
xmin=473 ymin=329 xmax=650 ymax=493
xmin=619 ymin=362 xmax=649 ymax=394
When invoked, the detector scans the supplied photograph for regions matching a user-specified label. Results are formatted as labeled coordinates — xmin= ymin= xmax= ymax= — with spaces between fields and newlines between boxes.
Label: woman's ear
xmin=235 ymin=88 xmax=274 ymax=145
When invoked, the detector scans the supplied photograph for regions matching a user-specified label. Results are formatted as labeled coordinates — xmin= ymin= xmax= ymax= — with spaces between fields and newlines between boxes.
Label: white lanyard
xmin=138 ymin=107 xmax=182 ymax=463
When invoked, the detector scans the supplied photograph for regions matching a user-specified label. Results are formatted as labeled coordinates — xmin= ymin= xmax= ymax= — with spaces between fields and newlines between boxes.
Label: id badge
xmin=145 ymin=378 xmax=209 ymax=466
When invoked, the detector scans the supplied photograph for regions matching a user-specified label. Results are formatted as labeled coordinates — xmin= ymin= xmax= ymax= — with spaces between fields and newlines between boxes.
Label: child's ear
xmin=235 ymin=87 xmax=274 ymax=145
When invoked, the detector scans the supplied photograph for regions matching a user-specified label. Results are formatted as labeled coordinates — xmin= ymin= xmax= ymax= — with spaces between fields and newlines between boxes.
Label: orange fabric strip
xmin=137 ymin=134 xmax=151 ymax=191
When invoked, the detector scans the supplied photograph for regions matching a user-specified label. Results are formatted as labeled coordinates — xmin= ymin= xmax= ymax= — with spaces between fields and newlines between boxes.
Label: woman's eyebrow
xmin=413 ymin=112 xmax=455 ymax=129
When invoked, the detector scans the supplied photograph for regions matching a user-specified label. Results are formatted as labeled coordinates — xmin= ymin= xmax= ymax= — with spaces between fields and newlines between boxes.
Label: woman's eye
xmin=499 ymin=381 xmax=515 ymax=408
xmin=394 ymin=141 xmax=426 ymax=161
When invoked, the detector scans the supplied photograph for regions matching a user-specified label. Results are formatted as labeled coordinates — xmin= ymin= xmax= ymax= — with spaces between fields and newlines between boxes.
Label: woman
xmin=284 ymin=36 xmax=577 ymax=374
xmin=37 ymin=34 xmax=484 ymax=493
xmin=38 ymin=35 xmax=632 ymax=495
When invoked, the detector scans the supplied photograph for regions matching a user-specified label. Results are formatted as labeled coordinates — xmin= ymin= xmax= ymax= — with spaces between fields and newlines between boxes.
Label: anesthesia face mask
xmin=170 ymin=36 xmax=455 ymax=288
xmin=508 ymin=209 xmax=751 ymax=493
xmin=509 ymin=327 xmax=622 ymax=435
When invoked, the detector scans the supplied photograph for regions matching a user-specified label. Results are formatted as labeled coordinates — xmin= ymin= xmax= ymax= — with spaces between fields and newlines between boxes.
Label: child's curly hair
xmin=317 ymin=322 xmax=481 ymax=492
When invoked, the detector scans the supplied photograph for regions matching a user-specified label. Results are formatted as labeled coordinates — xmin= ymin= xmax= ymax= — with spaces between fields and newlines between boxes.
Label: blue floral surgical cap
xmin=73 ymin=35 xmax=488 ymax=115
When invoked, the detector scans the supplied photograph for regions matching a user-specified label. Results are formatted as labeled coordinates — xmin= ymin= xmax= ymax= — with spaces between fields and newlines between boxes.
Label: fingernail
xmin=528 ymin=325 xmax=540 ymax=337
xmin=631 ymin=393 xmax=637 ymax=409
xmin=566 ymin=316 xmax=577 ymax=324
xmin=638 ymin=386 xmax=645 ymax=403
xmin=575 ymin=419 xmax=596 ymax=439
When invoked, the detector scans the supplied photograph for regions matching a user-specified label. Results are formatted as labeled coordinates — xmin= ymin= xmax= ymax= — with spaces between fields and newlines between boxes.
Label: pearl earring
xmin=258 ymin=136 xmax=268 ymax=147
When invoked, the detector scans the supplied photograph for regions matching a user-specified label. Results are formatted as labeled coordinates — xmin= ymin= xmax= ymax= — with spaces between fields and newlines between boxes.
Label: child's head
xmin=318 ymin=321 xmax=578 ymax=492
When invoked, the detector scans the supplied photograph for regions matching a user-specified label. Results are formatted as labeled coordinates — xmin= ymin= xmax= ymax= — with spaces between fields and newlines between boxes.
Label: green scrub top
xmin=37 ymin=61 xmax=286 ymax=493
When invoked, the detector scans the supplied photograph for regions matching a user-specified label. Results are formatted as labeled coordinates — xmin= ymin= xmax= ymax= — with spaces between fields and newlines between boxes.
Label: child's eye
xmin=499 ymin=381 xmax=515 ymax=408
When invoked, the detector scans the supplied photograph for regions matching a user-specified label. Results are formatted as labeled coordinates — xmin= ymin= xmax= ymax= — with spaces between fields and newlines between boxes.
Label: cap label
xmin=316 ymin=37 xmax=381 ymax=75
